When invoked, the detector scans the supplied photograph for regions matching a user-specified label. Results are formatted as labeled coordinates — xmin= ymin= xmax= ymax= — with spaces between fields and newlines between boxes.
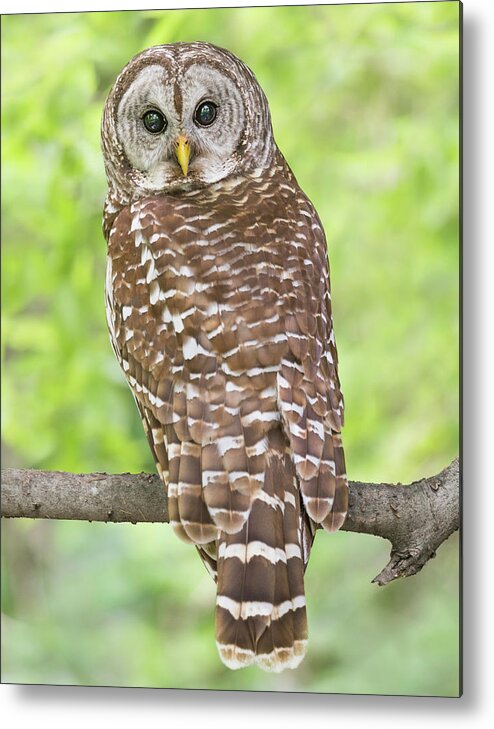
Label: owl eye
xmin=142 ymin=109 xmax=167 ymax=134
xmin=194 ymin=101 xmax=217 ymax=127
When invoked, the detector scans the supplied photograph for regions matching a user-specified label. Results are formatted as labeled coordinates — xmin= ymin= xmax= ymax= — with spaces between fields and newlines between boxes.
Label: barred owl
xmin=101 ymin=42 xmax=348 ymax=673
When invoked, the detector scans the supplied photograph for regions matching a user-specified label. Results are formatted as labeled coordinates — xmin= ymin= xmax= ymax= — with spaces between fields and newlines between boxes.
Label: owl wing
xmin=105 ymin=196 xmax=284 ymax=549
xmin=106 ymin=200 xmax=223 ymax=548
xmin=276 ymin=193 xmax=348 ymax=532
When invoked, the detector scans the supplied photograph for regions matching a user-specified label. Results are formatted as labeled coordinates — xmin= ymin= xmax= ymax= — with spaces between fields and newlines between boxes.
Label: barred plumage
xmin=102 ymin=41 xmax=348 ymax=672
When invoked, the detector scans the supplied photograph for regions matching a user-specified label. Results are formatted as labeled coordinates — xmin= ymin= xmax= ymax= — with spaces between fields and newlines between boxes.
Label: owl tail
xmin=215 ymin=429 xmax=313 ymax=673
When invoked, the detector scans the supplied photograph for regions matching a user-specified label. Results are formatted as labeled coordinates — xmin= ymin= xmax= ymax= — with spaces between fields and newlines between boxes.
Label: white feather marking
xmin=284 ymin=491 xmax=297 ymax=508
xmin=242 ymin=409 xmax=279 ymax=426
xmin=307 ymin=420 xmax=325 ymax=439
xmin=168 ymin=444 xmax=181 ymax=459
xmin=278 ymin=374 xmax=290 ymax=390
xmin=217 ymin=435 xmax=244 ymax=456
xmin=205 ymin=222 xmax=226 ymax=234
xmin=208 ymin=507 xmax=250 ymax=519
xmin=218 ymin=541 xmax=295 ymax=564
xmin=256 ymin=489 xmax=284 ymax=511
xmin=173 ymin=313 xmax=184 ymax=333
xmin=290 ymin=423 xmax=306 ymax=439
xmin=216 ymin=595 xmax=306 ymax=620
xmin=183 ymin=336 xmax=198 ymax=360
xmin=285 ymin=543 xmax=302 ymax=559
xmin=245 ymin=437 xmax=268 ymax=457
xmin=149 ymin=281 xmax=160 ymax=305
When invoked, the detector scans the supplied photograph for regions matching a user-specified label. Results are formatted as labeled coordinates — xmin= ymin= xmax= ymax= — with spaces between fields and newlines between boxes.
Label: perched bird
xmin=101 ymin=42 xmax=348 ymax=673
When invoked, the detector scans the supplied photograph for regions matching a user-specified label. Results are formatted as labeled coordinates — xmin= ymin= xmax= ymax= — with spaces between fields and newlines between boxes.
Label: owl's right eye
xmin=142 ymin=109 xmax=167 ymax=134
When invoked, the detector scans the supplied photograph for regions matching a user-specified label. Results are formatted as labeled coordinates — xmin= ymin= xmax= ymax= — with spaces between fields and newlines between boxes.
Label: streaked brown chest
xmin=106 ymin=177 xmax=323 ymax=380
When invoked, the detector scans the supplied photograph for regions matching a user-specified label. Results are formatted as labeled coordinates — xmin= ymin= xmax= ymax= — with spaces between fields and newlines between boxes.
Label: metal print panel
xmin=1 ymin=0 xmax=461 ymax=696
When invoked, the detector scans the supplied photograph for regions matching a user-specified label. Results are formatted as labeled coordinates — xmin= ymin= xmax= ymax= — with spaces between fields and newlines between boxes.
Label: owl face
xmin=102 ymin=42 xmax=276 ymax=201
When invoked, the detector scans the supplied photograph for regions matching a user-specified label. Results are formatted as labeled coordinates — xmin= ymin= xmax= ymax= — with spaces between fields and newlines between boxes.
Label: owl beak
xmin=175 ymin=134 xmax=191 ymax=176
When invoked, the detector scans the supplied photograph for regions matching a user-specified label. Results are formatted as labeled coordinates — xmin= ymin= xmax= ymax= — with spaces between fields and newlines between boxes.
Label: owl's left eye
xmin=142 ymin=109 xmax=167 ymax=134
xmin=194 ymin=101 xmax=217 ymax=127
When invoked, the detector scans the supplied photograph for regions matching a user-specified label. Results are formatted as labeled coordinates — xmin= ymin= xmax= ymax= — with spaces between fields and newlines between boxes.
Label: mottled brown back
xmin=102 ymin=42 xmax=348 ymax=672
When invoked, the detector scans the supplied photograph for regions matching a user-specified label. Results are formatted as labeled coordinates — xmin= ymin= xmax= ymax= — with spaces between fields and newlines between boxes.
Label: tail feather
xmin=215 ymin=428 xmax=311 ymax=673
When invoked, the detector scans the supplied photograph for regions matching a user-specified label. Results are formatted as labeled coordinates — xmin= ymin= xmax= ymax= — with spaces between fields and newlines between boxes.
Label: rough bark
xmin=1 ymin=458 xmax=459 ymax=585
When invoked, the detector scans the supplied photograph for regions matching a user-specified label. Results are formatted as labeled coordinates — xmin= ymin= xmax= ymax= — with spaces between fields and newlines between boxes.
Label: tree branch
xmin=1 ymin=458 xmax=459 ymax=585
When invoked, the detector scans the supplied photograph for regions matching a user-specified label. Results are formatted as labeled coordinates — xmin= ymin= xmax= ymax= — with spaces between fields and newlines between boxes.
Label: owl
xmin=101 ymin=42 xmax=348 ymax=673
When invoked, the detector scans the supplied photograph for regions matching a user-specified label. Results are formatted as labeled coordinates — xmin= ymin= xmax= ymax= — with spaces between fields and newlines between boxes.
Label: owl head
xmin=101 ymin=42 xmax=276 ymax=203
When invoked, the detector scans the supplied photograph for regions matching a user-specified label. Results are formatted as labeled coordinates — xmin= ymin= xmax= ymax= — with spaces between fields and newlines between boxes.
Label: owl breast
xmin=106 ymin=174 xmax=324 ymax=435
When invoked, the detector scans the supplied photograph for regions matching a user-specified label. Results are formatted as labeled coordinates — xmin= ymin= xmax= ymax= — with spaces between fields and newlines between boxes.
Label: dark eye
xmin=142 ymin=109 xmax=167 ymax=134
xmin=194 ymin=101 xmax=217 ymax=127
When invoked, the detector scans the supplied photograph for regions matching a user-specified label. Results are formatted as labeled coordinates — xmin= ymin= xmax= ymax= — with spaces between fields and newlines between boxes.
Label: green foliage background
xmin=1 ymin=2 xmax=460 ymax=695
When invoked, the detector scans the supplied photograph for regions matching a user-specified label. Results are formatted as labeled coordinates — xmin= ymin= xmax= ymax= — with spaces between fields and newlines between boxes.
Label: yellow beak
xmin=175 ymin=134 xmax=191 ymax=176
